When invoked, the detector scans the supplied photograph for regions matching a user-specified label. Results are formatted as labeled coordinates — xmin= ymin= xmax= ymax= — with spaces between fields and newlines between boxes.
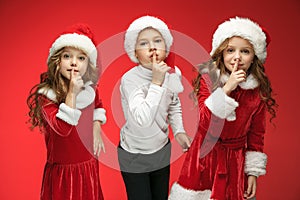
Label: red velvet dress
xmin=172 ymin=73 xmax=267 ymax=200
xmin=39 ymin=85 xmax=105 ymax=200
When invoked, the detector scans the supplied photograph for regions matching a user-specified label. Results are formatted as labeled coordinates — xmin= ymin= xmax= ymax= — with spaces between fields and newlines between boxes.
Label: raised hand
xmin=69 ymin=68 xmax=84 ymax=96
xmin=223 ymin=59 xmax=246 ymax=95
xmin=151 ymin=51 xmax=171 ymax=86
xmin=65 ymin=68 xmax=84 ymax=108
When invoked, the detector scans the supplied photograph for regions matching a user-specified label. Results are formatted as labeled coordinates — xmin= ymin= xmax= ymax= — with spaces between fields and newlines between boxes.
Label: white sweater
xmin=120 ymin=65 xmax=186 ymax=154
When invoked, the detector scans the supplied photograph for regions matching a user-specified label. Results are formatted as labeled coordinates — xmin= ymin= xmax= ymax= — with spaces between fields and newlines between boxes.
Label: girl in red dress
xmin=27 ymin=23 xmax=106 ymax=200
xmin=169 ymin=17 xmax=277 ymax=200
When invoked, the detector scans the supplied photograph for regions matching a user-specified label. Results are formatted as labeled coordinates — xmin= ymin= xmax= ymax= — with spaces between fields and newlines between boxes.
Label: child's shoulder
xmin=121 ymin=66 xmax=139 ymax=81
xmin=38 ymin=87 xmax=57 ymax=102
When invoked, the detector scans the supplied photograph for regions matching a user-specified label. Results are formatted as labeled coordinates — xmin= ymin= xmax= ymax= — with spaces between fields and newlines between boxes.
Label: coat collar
xmin=38 ymin=81 xmax=95 ymax=109
xmin=218 ymin=70 xmax=259 ymax=90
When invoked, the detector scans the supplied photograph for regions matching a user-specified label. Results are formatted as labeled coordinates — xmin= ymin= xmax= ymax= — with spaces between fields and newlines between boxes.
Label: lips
xmin=231 ymin=63 xmax=243 ymax=67
xmin=67 ymin=69 xmax=79 ymax=72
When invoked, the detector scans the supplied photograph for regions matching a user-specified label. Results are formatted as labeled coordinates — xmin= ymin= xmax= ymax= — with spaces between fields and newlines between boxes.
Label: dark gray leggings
xmin=121 ymin=165 xmax=170 ymax=200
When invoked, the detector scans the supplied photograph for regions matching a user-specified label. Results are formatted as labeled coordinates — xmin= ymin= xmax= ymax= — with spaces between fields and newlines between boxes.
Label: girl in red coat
xmin=27 ymin=24 xmax=107 ymax=200
xmin=169 ymin=17 xmax=277 ymax=200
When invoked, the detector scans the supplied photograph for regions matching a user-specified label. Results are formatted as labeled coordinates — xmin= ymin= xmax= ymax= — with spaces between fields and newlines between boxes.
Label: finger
xmin=152 ymin=51 xmax=157 ymax=64
xmin=185 ymin=136 xmax=191 ymax=148
xmin=102 ymin=142 xmax=106 ymax=153
xmin=232 ymin=60 xmax=238 ymax=73
xmin=246 ymin=184 xmax=253 ymax=198
xmin=94 ymin=144 xmax=98 ymax=156
xmin=248 ymin=184 xmax=256 ymax=199
xmin=97 ymin=147 xmax=100 ymax=157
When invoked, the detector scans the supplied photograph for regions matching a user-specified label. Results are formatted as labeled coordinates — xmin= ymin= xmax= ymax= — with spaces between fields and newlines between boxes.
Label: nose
xmin=70 ymin=57 xmax=77 ymax=67
xmin=234 ymin=52 xmax=241 ymax=61
xmin=149 ymin=41 xmax=156 ymax=51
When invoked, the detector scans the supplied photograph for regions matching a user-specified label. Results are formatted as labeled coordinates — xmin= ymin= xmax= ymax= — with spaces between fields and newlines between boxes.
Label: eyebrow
xmin=227 ymin=45 xmax=252 ymax=49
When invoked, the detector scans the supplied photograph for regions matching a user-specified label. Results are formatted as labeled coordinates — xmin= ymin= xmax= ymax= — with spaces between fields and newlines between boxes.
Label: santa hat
xmin=210 ymin=17 xmax=269 ymax=63
xmin=124 ymin=15 xmax=173 ymax=63
xmin=48 ymin=23 xmax=97 ymax=66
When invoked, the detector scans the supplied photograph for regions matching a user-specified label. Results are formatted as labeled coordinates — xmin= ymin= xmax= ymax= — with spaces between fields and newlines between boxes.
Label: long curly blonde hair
xmin=192 ymin=38 xmax=277 ymax=122
xmin=26 ymin=47 xmax=98 ymax=130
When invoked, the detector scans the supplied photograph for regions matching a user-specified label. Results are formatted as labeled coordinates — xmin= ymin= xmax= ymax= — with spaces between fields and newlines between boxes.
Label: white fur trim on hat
xmin=210 ymin=17 xmax=267 ymax=63
xmin=168 ymin=182 xmax=212 ymax=200
xmin=48 ymin=33 xmax=97 ymax=66
xmin=124 ymin=15 xmax=173 ymax=63
xmin=244 ymin=151 xmax=267 ymax=177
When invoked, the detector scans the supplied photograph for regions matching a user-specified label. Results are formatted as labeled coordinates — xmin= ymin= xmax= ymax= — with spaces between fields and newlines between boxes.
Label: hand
xmin=69 ymin=68 xmax=84 ymax=96
xmin=65 ymin=69 xmax=84 ymax=108
xmin=175 ymin=132 xmax=192 ymax=152
xmin=244 ymin=175 xmax=257 ymax=199
xmin=223 ymin=60 xmax=246 ymax=95
xmin=93 ymin=121 xmax=105 ymax=157
xmin=151 ymin=52 xmax=171 ymax=86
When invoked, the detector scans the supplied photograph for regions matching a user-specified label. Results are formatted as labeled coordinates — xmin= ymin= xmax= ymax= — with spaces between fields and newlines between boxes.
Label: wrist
xmin=222 ymin=85 xmax=231 ymax=95
xmin=65 ymin=93 xmax=76 ymax=108
xmin=151 ymin=81 xmax=162 ymax=86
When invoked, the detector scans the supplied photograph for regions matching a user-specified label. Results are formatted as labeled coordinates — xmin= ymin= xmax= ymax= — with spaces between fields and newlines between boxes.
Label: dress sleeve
xmin=93 ymin=86 xmax=107 ymax=124
xmin=41 ymin=97 xmax=80 ymax=137
xmin=120 ymin=77 xmax=165 ymax=127
xmin=245 ymin=100 xmax=267 ymax=177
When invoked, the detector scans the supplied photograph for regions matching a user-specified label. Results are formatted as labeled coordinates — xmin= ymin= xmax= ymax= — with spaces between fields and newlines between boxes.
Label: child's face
xmin=223 ymin=36 xmax=255 ymax=73
xmin=59 ymin=47 xmax=89 ymax=80
xmin=135 ymin=28 xmax=167 ymax=69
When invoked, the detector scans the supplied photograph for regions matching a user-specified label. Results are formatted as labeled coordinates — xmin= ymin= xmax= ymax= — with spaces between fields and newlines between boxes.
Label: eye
xmin=154 ymin=38 xmax=162 ymax=43
xmin=139 ymin=41 xmax=148 ymax=46
xmin=226 ymin=48 xmax=234 ymax=53
xmin=62 ymin=53 xmax=70 ymax=58
xmin=78 ymin=56 xmax=86 ymax=61
xmin=241 ymin=49 xmax=250 ymax=54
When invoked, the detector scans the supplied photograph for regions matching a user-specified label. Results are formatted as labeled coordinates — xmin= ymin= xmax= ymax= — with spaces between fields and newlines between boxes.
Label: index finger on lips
xmin=152 ymin=51 xmax=157 ymax=64
xmin=232 ymin=60 xmax=238 ymax=72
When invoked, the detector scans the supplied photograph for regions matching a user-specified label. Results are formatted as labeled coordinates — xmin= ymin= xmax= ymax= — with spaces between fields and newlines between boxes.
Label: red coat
xmin=39 ymin=83 xmax=106 ymax=200
xmin=170 ymin=73 xmax=267 ymax=200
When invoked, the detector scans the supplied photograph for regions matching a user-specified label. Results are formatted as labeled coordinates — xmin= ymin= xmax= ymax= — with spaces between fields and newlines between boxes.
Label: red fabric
xmin=39 ymin=89 xmax=104 ymax=200
xmin=178 ymin=74 xmax=266 ymax=200
xmin=61 ymin=23 xmax=97 ymax=46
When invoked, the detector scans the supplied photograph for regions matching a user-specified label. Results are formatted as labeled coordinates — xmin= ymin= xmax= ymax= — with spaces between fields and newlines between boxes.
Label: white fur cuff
xmin=93 ymin=108 xmax=107 ymax=124
xmin=56 ymin=103 xmax=81 ymax=126
xmin=244 ymin=151 xmax=267 ymax=177
xmin=205 ymin=87 xmax=239 ymax=121
xmin=168 ymin=182 xmax=211 ymax=200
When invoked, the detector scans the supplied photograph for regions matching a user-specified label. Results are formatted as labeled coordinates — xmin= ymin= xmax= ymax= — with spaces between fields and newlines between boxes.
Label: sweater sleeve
xmin=168 ymin=93 xmax=186 ymax=135
xmin=120 ymin=77 xmax=165 ymax=127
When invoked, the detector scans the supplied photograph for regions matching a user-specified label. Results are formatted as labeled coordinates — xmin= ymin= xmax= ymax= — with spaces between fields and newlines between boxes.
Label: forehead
xmin=137 ymin=27 xmax=163 ymax=40
xmin=228 ymin=36 xmax=253 ymax=48
xmin=63 ymin=46 xmax=87 ymax=54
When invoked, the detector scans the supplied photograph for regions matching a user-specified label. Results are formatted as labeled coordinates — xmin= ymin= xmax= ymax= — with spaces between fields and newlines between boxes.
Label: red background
xmin=0 ymin=0 xmax=299 ymax=199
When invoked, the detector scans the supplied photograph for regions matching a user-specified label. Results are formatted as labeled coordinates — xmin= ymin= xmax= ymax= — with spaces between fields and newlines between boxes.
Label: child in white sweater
xmin=118 ymin=15 xmax=191 ymax=200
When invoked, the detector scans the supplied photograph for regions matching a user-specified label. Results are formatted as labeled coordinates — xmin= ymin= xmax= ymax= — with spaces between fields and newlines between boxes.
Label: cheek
xmin=79 ymin=64 xmax=88 ymax=75
xmin=223 ymin=56 xmax=232 ymax=71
